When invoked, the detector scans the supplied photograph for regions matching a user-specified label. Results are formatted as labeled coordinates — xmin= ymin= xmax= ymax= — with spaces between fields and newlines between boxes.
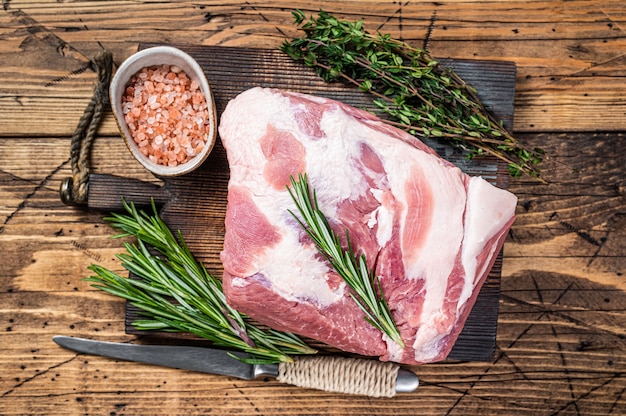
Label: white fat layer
xmin=412 ymin=327 xmax=446 ymax=362
xmin=367 ymin=189 xmax=393 ymax=247
xmin=458 ymin=177 xmax=518 ymax=310
xmin=260 ymin=232 xmax=345 ymax=306
xmin=231 ymin=277 xmax=250 ymax=288
xmin=304 ymin=110 xmax=371 ymax=217
xmin=382 ymin=333 xmax=405 ymax=362
xmin=384 ymin=155 xmax=466 ymax=358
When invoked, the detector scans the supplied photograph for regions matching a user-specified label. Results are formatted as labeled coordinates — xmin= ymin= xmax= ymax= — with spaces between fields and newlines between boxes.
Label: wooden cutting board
xmin=87 ymin=44 xmax=516 ymax=362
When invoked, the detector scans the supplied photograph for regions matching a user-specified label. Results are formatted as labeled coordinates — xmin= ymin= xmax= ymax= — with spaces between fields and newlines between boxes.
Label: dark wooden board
xmin=89 ymin=44 xmax=516 ymax=363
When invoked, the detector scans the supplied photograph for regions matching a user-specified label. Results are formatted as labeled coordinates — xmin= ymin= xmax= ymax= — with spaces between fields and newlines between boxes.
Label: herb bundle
xmin=86 ymin=200 xmax=316 ymax=364
xmin=287 ymin=174 xmax=404 ymax=348
xmin=281 ymin=10 xmax=545 ymax=181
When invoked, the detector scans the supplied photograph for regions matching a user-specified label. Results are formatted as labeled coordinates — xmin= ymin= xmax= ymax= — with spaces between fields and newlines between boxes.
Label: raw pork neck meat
xmin=219 ymin=87 xmax=517 ymax=364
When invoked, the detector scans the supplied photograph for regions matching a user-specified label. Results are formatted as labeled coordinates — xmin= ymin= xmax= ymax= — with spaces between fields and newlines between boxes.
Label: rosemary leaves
xmin=86 ymin=200 xmax=316 ymax=364
xmin=281 ymin=10 xmax=545 ymax=181
xmin=287 ymin=174 xmax=404 ymax=348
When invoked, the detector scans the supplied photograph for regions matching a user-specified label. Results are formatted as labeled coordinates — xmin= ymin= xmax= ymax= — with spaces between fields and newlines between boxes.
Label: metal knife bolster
xmin=53 ymin=336 xmax=418 ymax=397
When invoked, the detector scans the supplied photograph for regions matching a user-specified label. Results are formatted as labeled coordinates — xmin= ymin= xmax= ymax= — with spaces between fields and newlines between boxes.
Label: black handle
xmin=86 ymin=173 xmax=170 ymax=211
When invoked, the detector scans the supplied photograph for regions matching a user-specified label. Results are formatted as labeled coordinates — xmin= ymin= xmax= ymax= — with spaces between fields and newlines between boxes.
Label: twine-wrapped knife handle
xmin=277 ymin=356 xmax=417 ymax=398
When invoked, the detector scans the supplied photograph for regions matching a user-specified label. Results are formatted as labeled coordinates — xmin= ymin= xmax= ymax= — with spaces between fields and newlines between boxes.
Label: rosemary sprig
xmin=281 ymin=9 xmax=546 ymax=182
xmin=287 ymin=174 xmax=404 ymax=348
xmin=85 ymin=199 xmax=316 ymax=364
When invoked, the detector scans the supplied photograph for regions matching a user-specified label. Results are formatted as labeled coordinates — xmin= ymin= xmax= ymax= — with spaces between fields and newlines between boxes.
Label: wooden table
xmin=1 ymin=1 xmax=624 ymax=414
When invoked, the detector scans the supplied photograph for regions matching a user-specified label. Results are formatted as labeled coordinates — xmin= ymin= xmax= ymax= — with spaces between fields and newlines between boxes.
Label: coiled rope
xmin=60 ymin=50 xmax=113 ymax=205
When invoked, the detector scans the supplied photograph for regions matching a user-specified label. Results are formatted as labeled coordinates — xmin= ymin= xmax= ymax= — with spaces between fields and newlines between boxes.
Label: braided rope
xmin=61 ymin=50 xmax=113 ymax=205
xmin=278 ymin=356 xmax=399 ymax=397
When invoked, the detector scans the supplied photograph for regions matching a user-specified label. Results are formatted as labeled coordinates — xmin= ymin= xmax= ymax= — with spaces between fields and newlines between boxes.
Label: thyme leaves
xmin=281 ymin=10 xmax=546 ymax=181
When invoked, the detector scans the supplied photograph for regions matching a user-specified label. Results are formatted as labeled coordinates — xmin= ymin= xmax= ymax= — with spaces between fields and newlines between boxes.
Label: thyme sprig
xmin=85 ymin=199 xmax=316 ymax=364
xmin=281 ymin=10 xmax=546 ymax=182
xmin=287 ymin=174 xmax=404 ymax=348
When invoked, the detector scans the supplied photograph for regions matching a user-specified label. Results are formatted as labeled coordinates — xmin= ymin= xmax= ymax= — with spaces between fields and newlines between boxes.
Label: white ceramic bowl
xmin=110 ymin=46 xmax=217 ymax=177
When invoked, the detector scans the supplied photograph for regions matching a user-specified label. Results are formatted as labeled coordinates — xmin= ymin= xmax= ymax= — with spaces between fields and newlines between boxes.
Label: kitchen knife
xmin=53 ymin=335 xmax=418 ymax=397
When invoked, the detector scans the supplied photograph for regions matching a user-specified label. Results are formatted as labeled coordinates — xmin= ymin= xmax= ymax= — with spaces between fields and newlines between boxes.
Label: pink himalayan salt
xmin=122 ymin=64 xmax=209 ymax=168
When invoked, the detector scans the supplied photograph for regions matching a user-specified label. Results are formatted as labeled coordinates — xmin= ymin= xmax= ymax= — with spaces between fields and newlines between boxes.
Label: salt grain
xmin=122 ymin=64 xmax=210 ymax=167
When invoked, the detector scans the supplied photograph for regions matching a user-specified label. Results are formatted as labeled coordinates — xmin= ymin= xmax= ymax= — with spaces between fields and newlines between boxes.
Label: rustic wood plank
xmin=1 ymin=1 xmax=625 ymax=136
xmin=505 ymin=132 xmax=626 ymax=293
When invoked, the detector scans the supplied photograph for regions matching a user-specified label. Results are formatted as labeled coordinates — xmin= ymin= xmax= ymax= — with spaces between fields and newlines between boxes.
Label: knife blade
xmin=53 ymin=335 xmax=418 ymax=397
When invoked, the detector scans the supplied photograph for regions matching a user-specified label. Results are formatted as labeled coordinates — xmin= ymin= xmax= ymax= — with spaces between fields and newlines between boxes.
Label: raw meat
xmin=218 ymin=87 xmax=517 ymax=364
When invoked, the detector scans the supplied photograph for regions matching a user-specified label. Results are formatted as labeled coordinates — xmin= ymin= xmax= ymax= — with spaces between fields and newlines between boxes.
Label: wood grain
xmin=1 ymin=1 xmax=625 ymax=136
xmin=1 ymin=1 xmax=625 ymax=415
